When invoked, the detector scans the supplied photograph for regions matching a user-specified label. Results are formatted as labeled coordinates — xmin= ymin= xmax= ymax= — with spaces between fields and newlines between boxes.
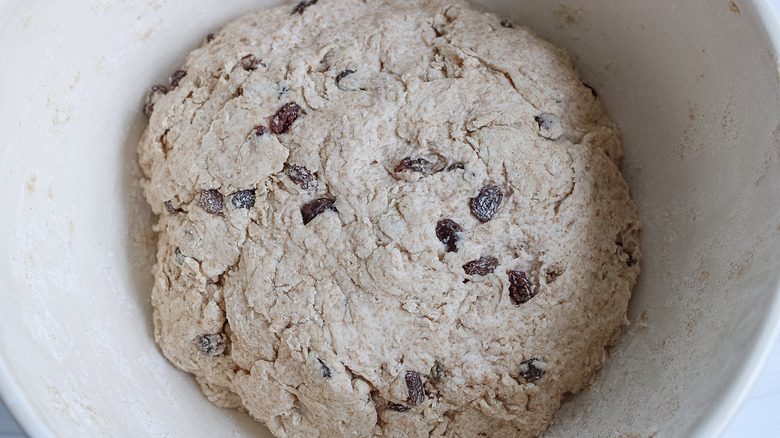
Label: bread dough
xmin=137 ymin=0 xmax=640 ymax=436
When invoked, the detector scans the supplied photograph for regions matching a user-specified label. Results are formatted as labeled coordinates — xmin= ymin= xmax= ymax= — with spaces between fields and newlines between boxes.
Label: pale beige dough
xmin=138 ymin=0 xmax=640 ymax=436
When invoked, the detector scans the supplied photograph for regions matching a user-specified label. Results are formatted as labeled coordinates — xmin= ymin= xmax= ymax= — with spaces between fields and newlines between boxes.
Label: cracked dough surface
xmin=138 ymin=0 xmax=641 ymax=436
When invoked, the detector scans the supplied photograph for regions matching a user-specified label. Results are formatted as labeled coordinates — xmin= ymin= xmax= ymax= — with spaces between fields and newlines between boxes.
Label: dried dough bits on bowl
xmin=137 ymin=0 xmax=639 ymax=436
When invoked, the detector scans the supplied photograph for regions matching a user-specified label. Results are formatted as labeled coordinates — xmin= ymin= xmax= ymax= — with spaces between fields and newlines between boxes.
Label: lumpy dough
xmin=137 ymin=0 xmax=641 ymax=436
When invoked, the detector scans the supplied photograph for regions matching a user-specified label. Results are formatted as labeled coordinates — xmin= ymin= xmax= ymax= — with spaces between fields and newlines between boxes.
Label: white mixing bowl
xmin=1 ymin=0 xmax=779 ymax=437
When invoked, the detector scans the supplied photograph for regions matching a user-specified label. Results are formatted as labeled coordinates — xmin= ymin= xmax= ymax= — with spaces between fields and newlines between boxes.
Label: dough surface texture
xmin=138 ymin=0 xmax=641 ymax=436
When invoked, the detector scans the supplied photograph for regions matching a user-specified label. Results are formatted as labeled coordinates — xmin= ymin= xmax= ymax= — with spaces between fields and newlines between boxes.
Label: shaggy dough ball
xmin=138 ymin=0 xmax=640 ymax=436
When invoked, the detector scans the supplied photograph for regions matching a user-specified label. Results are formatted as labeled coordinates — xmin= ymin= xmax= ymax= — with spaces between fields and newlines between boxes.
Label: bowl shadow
xmin=120 ymin=103 xmax=158 ymax=345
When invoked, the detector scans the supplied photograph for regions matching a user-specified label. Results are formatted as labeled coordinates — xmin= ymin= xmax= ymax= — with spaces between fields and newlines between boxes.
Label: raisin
xmin=405 ymin=371 xmax=425 ymax=406
xmin=535 ymin=113 xmax=557 ymax=131
xmin=292 ymin=0 xmax=317 ymax=15
xmin=231 ymin=190 xmax=255 ymax=209
xmin=627 ymin=254 xmax=637 ymax=267
xmin=317 ymin=358 xmax=331 ymax=379
xmin=151 ymin=84 xmax=169 ymax=95
xmin=507 ymin=270 xmax=537 ymax=304
xmin=463 ymin=256 xmax=499 ymax=276
xmin=519 ymin=358 xmax=545 ymax=382
xmin=395 ymin=157 xmax=433 ymax=174
xmin=206 ymin=33 xmax=215 ymax=43
xmin=447 ymin=162 xmax=465 ymax=171
xmin=336 ymin=69 xmax=356 ymax=84
xmin=143 ymin=103 xmax=155 ymax=117
xmin=170 ymin=70 xmax=187 ymax=88
xmin=387 ymin=402 xmax=410 ymax=412
xmin=435 ymin=219 xmax=461 ymax=253
xmin=500 ymin=19 xmax=514 ymax=28
xmin=582 ymin=81 xmax=598 ymax=97
xmin=197 ymin=334 xmax=225 ymax=356
xmin=240 ymin=54 xmax=261 ymax=71
xmin=534 ymin=113 xmax=561 ymax=140
xmin=254 ymin=125 xmax=269 ymax=136
xmin=165 ymin=200 xmax=183 ymax=214
xmin=174 ymin=247 xmax=186 ymax=264
xmin=470 ymin=184 xmax=503 ymax=222
xmin=270 ymin=102 xmax=301 ymax=135
xmin=301 ymin=198 xmax=337 ymax=225
xmin=430 ymin=361 xmax=445 ymax=381
xmin=143 ymin=84 xmax=169 ymax=117
xmin=199 ymin=189 xmax=223 ymax=215
xmin=285 ymin=164 xmax=318 ymax=190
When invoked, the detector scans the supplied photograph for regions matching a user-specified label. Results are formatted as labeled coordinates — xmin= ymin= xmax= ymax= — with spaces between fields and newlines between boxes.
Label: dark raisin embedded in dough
xmin=254 ymin=125 xmax=269 ymax=136
xmin=507 ymin=270 xmax=537 ymax=304
xmin=582 ymin=81 xmax=598 ymax=97
xmin=317 ymin=358 xmax=331 ymax=379
xmin=143 ymin=84 xmax=169 ymax=117
xmin=270 ymin=102 xmax=301 ymax=135
xmin=500 ymin=19 xmax=514 ymax=28
xmin=387 ymin=402 xmax=410 ymax=412
xmin=165 ymin=200 xmax=183 ymax=215
xmin=151 ymin=84 xmax=169 ymax=95
xmin=292 ymin=0 xmax=317 ymax=15
xmin=627 ymin=253 xmax=637 ymax=267
xmin=240 ymin=54 xmax=261 ymax=71
xmin=463 ymin=256 xmax=499 ymax=276
xmin=435 ymin=219 xmax=461 ymax=253
xmin=430 ymin=361 xmax=445 ymax=381
xmin=197 ymin=334 xmax=226 ymax=356
xmin=405 ymin=371 xmax=425 ymax=406
xmin=519 ymin=358 xmax=545 ymax=382
xmin=206 ymin=33 xmax=215 ymax=43
xmin=199 ymin=189 xmax=224 ymax=215
xmin=170 ymin=70 xmax=187 ymax=88
xmin=395 ymin=157 xmax=433 ymax=174
xmin=231 ymin=190 xmax=255 ymax=209
xmin=534 ymin=113 xmax=562 ymax=140
xmin=447 ymin=162 xmax=465 ymax=171
xmin=336 ymin=69 xmax=356 ymax=84
xmin=470 ymin=184 xmax=503 ymax=222
xmin=174 ymin=247 xmax=186 ymax=264
xmin=535 ymin=113 xmax=557 ymax=131
xmin=286 ymin=164 xmax=318 ymax=190
xmin=301 ymin=198 xmax=337 ymax=225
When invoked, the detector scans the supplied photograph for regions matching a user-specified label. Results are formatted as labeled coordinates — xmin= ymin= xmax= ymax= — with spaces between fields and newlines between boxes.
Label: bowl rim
xmin=0 ymin=362 xmax=52 ymax=438
xmin=1 ymin=1 xmax=780 ymax=437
